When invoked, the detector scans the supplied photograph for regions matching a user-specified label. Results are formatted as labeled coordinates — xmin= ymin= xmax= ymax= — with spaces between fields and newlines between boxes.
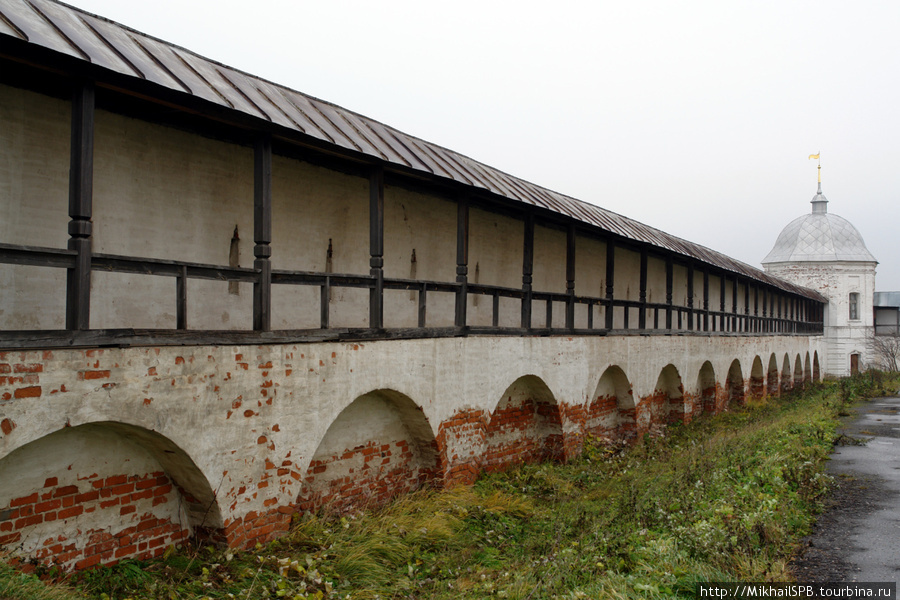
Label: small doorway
xmin=850 ymin=353 xmax=860 ymax=376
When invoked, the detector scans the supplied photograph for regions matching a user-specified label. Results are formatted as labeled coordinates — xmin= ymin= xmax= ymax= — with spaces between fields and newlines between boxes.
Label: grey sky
xmin=61 ymin=0 xmax=900 ymax=289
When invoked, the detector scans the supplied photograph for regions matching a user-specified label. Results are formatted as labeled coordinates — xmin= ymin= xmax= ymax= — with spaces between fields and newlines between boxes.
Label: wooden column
xmin=732 ymin=277 xmax=738 ymax=332
xmin=702 ymin=268 xmax=709 ymax=332
xmin=565 ymin=224 xmax=576 ymax=329
xmin=521 ymin=211 xmax=535 ymax=329
xmin=252 ymin=135 xmax=273 ymax=331
xmin=638 ymin=248 xmax=648 ymax=330
xmin=605 ymin=239 xmax=615 ymax=330
xmin=753 ymin=285 xmax=759 ymax=333
xmin=66 ymin=82 xmax=95 ymax=330
xmin=369 ymin=166 xmax=385 ymax=329
xmin=665 ymin=255 xmax=674 ymax=330
xmin=455 ymin=197 xmax=469 ymax=328
xmin=719 ymin=275 xmax=726 ymax=332
xmin=743 ymin=281 xmax=750 ymax=332
xmin=686 ymin=263 xmax=694 ymax=330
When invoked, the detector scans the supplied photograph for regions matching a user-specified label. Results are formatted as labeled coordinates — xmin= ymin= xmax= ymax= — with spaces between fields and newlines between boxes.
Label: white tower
xmin=762 ymin=164 xmax=877 ymax=376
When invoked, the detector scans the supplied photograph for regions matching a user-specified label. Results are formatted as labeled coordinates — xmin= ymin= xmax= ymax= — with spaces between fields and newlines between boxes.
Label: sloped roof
xmin=0 ymin=0 xmax=823 ymax=299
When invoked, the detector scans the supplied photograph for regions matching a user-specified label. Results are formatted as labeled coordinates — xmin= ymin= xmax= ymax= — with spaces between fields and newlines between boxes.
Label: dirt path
xmin=790 ymin=394 xmax=900 ymax=583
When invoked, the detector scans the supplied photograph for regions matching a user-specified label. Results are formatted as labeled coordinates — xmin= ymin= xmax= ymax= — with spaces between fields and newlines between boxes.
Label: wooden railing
xmin=0 ymin=242 xmax=825 ymax=349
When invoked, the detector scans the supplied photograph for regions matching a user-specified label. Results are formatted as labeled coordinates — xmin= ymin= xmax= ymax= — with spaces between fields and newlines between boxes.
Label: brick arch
xmin=749 ymin=356 xmax=765 ymax=400
xmin=804 ymin=353 xmax=812 ymax=383
xmin=793 ymin=354 xmax=804 ymax=388
xmin=482 ymin=375 xmax=564 ymax=473
xmin=766 ymin=354 xmax=780 ymax=396
xmin=813 ymin=351 xmax=821 ymax=382
xmin=0 ymin=421 xmax=214 ymax=571
xmin=781 ymin=354 xmax=792 ymax=394
xmin=697 ymin=361 xmax=717 ymax=415
xmin=725 ymin=359 xmax=744 ymax=408
xmin=588 ymin=366 xmax=636 ymax=441
xmin=296 ymin=389 xmax=440 ymax=515
xmin=648 ymin=364 xmax=685 ymax=426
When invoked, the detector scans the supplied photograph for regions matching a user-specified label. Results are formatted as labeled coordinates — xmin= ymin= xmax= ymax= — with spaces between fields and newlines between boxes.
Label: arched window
xmin=849 ymin=293 xmax=859 ymax=321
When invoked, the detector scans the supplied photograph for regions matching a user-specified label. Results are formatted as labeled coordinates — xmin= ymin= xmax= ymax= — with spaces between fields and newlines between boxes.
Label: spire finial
xmin=808 ymin=152 xmax=827 ymax=213
xmin=809 ymin=152 xmax=822 ymax=192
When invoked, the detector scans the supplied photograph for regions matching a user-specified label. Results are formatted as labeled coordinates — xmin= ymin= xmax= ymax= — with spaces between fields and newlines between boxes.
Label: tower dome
xmin=762 ymin=182 xmax=876 ymax=265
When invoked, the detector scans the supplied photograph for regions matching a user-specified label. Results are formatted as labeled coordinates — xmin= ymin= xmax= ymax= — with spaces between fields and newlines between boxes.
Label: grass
xmin=4 ymin=372 xmax=898 ymax=600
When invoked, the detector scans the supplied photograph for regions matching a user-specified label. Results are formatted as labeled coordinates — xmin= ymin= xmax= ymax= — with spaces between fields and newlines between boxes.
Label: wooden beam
xmin=702 ymin=268 xmax=709 ymax=332
xmin=565 ymin=224 xmax=576 ymax=329
xmin=639 ymin=248 xmax=648 ymax=330
xmin=605 ymin=239 xmax=615 ymax=330
xmin=455 ymin=197 xmax=469 ymax=328
xmin=686 ymin=262 xmax=694 ymax=331
xmin=253 ymin=134 xmax=273 ymax=332
xmin=665 ymin=255 xmax=673 ymax=330
xmin=176 ymin=265 xmax=187 ymax=330
xmin=521 ymin=211 xmax=535 ymax=329
xmin=66 ymin=81 xmax=94 ymax=331
xmin=369 ymin=166 xmax=385 ymax=329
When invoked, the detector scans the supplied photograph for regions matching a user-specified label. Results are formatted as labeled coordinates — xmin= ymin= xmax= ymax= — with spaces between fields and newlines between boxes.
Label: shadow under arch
xmin=0 ymin=421 xmax=220 ymax=568
xmin=804 ymin=353 xmax=812 ymax=383
xmin=649 ymin=364 xmax=685 ymax=426
xmin=297 ymin=389 xmax=440 ymax=515
xmin=794 ymin=354 xmax=804 ymax=388
xmin=813 ymin=351 xmax=821 ymax=382
xmin=725 ymin=359 xmax=744 ymax=408
xmin=766 ymin=354 xmax=780 ymax=396
xmin=697 ymin=361 xmax=717 ymax=415
xmin=482 ymin=375 xmax=564 ymax=473
xmin=749 ymin=356 xmax=765 ymax=399
xmin=588 ymin=366 xmax=636 ymax=440
xmin=781 ymin=354 xmax=792 ymax=394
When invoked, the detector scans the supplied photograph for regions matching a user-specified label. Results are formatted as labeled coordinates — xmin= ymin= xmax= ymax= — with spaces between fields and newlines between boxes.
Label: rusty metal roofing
xmin=0 ymin=0 xmax=823 ymax=300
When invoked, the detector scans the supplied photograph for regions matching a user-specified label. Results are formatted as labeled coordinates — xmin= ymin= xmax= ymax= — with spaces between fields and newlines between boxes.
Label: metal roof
xmin=762 ymin=186 xmax=876 ymax=265
xmin=874 ymin=292 xmax=900 ymax=308
xmin=0 ymin=0 xmax=823 ymax=300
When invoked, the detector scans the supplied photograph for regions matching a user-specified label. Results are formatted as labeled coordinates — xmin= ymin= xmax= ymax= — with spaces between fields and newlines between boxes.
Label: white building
xmin=762 ymin=174 xmax=877 ymax=376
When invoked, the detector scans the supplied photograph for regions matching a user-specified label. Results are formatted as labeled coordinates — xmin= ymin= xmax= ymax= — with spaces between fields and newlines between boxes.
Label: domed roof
xmin=762 ymin=183 xmax=876 ymax=264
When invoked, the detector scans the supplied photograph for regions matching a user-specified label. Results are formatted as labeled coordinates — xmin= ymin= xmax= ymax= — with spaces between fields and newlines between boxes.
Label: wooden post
xmin=686 ymin=263 xmax=694 ymax=331
xmin=762 ymin=288 xmax=768 ymax=333
xmin=565 ymin=224 xmax=576 ymax=329
xmin=176 ymin=265 xmax=187 ymax=330
xmin=369 ymin=166 xmax=385 ymax=329
xmin=66 ymin=81 xmax=95 ymax=331
xmin=719 ymin=275 xmax=726 ymax=332
xmin=253 ymin=135 xmax=273 ymax=332
xmin=521 ymin=212 xmax=535 ymax=329
xmin=702 ymin=268 xmax=709 ymax=332
xmin=665 ymin=255 xmax=673 ymax=330
xmin=732 ymin=277 xmax=738 ymax=332
xmin=455 ymin=197 xmax=469 ymax=328
xmin=605 ymin=239 xmax=615 ymax=330
xmin=743 ymin=281 xmax=749 ymax=332
xmin=638 ymin=247 xmax=648 ymax=330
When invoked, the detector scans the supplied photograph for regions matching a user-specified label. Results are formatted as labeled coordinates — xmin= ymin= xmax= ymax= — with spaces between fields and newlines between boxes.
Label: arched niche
xmin=588 ymin=366 xmax=636 ymax=440
xmin=725 ymin=359 xmax=744 ymax=407
xmin=793 ymin=354 xmax=804 ymax=388
xmin=0 ymin=422 xmax=217 ymax=570
xmin=813 ymin=352 xmax=821 ymax=382
xmin=766 ymin=354 xmax=780 ymax=396
xmin=482 ymin=375 xmax=563 ymax=472
xmin=297 ymin=389 xmax=440 ymax=515
xmin=781 ymin=354 xmax=792 ymax=394
xmin=697 ymin=361 xmax=717 ymax=415
xmin=749 ymin=356 xmax=765 ymax=399
xmin=650 ymin=364 xmax=685 ymax=426
xmin=804 ymin=353 xmax=812 ymax=383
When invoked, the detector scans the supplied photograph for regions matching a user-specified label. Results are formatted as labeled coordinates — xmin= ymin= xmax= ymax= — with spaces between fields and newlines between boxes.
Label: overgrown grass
xmin=5 ymin=373 xmax=898 ymax=600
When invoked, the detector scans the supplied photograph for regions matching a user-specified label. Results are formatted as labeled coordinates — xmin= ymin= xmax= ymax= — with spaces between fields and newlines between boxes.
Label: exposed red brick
xmin=14 ymin=386 xmax=41 ymax=399
xmin=1 ymin=419 xmax=17 ymax=436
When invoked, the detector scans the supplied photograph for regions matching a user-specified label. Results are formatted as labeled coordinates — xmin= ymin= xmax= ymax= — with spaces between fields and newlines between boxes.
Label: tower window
xmin=849 ymin=293 xmax=859 ymax=321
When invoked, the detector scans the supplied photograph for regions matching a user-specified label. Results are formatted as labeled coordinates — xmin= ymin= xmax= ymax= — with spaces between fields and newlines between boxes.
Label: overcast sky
xmin=62 ymin=0 xmax=900 ymax=289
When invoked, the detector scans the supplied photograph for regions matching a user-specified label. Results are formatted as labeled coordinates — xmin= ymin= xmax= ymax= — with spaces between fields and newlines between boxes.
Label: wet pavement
xmin=792 ymin=394 xmax=900 ymax=583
